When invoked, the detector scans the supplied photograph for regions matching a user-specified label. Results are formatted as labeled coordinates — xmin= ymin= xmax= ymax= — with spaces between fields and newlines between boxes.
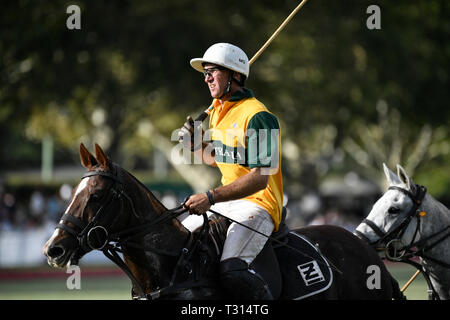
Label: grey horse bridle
xmin=356 ymin=184 xmax=450 ymax=300
xmin=354 ymin=184 xmax=427 ymax=260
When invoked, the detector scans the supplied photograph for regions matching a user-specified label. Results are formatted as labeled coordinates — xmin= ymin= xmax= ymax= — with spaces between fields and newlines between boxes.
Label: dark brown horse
xmin=43 ymin=144 xmax=403 ymax=300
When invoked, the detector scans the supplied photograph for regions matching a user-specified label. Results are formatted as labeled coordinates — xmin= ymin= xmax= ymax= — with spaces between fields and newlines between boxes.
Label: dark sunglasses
xmin=203 ymin=66 xmax=225 ymax=78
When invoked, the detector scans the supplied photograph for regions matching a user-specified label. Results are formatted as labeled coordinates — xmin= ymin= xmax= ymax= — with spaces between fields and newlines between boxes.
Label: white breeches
xmin=181 ymin=199 xmax=274 ymax=265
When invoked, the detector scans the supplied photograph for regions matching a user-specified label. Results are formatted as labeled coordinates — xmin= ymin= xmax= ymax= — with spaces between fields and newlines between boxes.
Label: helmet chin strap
xmin=218 ymin=71 xmax=245 ymax=100
xmin=218 ymin=73 xmax=233 ymax=100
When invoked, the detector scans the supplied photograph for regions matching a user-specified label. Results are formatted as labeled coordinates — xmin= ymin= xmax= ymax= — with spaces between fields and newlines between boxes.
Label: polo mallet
xmin=193 ymin=0 xmax=309 ymax=123
xmin=401 ymin=269 xmax=421 ymax=293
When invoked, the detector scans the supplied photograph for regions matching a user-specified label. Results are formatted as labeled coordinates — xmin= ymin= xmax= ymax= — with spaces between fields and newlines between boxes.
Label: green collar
xmin=229 ymin=88 xmax=254 ymax=102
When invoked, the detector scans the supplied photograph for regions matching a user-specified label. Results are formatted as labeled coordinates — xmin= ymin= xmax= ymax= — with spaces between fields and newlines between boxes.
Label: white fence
xmin=0 ymin=223 xmax=112 ymax=267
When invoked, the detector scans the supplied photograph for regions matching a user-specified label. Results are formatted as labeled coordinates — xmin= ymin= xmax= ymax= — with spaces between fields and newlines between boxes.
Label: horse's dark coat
xmin=44 ymin=144 xmax=402 ymax=300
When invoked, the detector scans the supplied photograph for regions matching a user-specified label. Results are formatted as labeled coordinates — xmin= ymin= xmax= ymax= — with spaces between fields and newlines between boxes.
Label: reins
xmin=361 ymin=185 xmax=427 ymax=249
xmin=58 ymin=166 xmax=195 ymax=299
xmin=63 ymin=166 xmax=345 ymax=300
xmin=356 ymin=184 xmax=450 ymax=300
xmin=108 ymin=203 xmax=188 ymax=250
xmin=382 ymin=186 xmax=450 ymax=270
xmin=206 ymin=208 xmax=343 ymax=275
xmin=65 ymin=166 xmax=229 ymax=300
xmin=99 ymin=202 xmax=198 ymax=300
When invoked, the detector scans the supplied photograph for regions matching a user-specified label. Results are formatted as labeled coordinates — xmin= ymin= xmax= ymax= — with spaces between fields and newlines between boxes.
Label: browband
xmin=81 ymin=170 xmax=123 ymax=184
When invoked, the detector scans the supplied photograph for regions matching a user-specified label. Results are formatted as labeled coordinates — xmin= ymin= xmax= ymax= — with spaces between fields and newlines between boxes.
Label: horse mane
xmin=114 ymin=162 xmax=169 ymax=214
xmin=425 ymin=193 xmax=450 ymax=217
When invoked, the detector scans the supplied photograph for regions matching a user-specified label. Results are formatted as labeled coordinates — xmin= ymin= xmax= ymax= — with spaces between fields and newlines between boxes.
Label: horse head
xmin=354 ymin=163 xmax=427 ymax=259
xmin=43 ymin=143 xmax=142 ymax=268
xmin=43 ymin=143 xmax=202 ymax=298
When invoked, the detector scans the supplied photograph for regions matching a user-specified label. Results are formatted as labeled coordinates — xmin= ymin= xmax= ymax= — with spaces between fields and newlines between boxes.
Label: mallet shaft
xmin=401 ymin=270 xmax=421 ymax=292
xmin=194 ymin=0 xmax=309 ymax=122
xmin=250 ymin=0 xmax=309 ymax=65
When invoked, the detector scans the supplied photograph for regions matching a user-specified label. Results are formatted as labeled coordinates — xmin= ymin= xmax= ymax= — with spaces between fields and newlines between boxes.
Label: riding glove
xmin=178 ymin=115 xmax=204 ymax=152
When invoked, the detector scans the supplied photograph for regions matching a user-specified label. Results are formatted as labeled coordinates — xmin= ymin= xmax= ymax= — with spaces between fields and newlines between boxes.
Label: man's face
xmin=203 ymin=64 xmax=230 ymax=99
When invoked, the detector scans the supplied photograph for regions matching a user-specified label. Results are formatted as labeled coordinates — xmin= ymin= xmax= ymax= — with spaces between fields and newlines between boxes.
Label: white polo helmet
xmin=190 ymin=43 xmax=250 ymax=78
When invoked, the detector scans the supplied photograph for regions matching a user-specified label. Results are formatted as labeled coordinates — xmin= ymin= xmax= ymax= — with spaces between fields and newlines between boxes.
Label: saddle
xmin=274 ymin=231 xmax=333 ymax=299
xmin=205 ymin=207 xmax=333 ymax=300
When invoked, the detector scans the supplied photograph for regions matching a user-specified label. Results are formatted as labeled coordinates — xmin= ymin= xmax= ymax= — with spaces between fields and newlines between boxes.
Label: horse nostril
xmin=47 ymin=245 xmax=65 ymax=259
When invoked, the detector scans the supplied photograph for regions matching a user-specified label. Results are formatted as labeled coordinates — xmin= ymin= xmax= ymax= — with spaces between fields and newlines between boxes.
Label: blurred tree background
xmin=1 ymin=0 xmax=449 ymax=202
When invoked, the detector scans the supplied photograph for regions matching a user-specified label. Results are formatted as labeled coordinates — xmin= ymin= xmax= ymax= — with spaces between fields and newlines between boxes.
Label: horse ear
xmin=80 ymin=143 xmax=97 ymax=169
xmin=396 ymin=164 xmax=414 ymax=191
xmin=383 ymin=163 xmax=400 ymax=186
xmin=94 ymin=143 xmax=111 ymax=169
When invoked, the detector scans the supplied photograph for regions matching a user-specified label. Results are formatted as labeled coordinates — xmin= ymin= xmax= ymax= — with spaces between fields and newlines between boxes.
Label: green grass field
xmin=386 ymin=263 xmax=428 ymax=300
xmin=0 ymin=265 xmax=131 ymax=300
xmin=0 ymin=262 xmax=429 ymax=300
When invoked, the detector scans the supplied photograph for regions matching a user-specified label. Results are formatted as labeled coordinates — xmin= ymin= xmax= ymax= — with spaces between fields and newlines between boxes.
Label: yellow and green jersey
xmin=208 ymin=88 xmax=283 ymax=230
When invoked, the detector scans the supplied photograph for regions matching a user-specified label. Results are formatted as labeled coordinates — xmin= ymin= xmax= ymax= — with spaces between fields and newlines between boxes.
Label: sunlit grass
xmin=0 ymin=263 xmax=429 ymax=300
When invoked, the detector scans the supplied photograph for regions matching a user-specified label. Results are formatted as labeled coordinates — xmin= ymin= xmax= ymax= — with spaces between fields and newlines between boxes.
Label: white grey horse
xmin=354 ymin=163 xmax=450 ymax=300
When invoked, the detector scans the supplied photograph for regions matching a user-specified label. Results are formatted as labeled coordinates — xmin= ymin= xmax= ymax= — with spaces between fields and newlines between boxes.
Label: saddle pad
xmin=275 ymin=232 xmax=333 ymax=300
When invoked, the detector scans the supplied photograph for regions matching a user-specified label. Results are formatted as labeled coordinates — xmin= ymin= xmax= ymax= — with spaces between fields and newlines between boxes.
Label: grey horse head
xmin=355 ymin=163 xmax=421 ymax=252
xmin=355 ymin=163 xmax=450 ymax=299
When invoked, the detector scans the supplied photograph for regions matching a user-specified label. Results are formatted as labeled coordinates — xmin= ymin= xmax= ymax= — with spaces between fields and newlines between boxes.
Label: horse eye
xmin=388 ymin=206 xmax=401 ymax=214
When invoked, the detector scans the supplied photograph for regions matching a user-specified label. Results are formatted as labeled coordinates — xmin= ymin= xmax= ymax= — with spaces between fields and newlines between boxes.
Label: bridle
xmin=56 ymin=164 xmax=345 ymax=299
xmin=57 ymin=170 xmax=125 ymax=256
xmin=355 ymin=184 xmax=427 ymax=257
xmin=355 ymin=184 xmax=450 ymax=300
xmin=55 ymin=165 xmax=203 ymax=300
